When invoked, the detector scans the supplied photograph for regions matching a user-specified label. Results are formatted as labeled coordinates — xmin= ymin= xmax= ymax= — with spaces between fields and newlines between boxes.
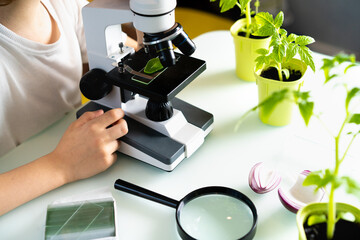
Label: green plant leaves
xmin=255 ymin=24 xmax=276 ymax=37
xmin=302 ymin=169 xmax=360 ymax=196
xmin=249 ymin=89 xmax=314 ymax=126
xmin=298 ymin=101 xmax=314 ymax=126
xmin=255 ymin=49 xmax=274 ymax=71
xmin=338 ymin=212 xmax=356 ymax=223
xmin=321 ymin=58 xmax=335 ymax=70
xmin=303 ymin=169 xmax=339 ymax=191
xmin=254 ymin=11 xmax=284 ymax=32
xmin=254 ymin=12 xmax=277 ymax=37
xmin=295 ymin=36 xmax=315 ymax=46
xmin=274 ymin=11 xmax=284 ymax=28
xmin=258 ymin=89 xmax=289 ymax=118
xmin=254 ymin=10 xmax=315 ymax=74
xmin=349 ymin=114 xmax=360 ymax=125
xmin=254 ymin=11 xmax=274 ymax=25
xmin=238 ymin=0 xmax=251 ymax=13
xmin=345 ymin=63 xmax=357 ymax=74
xmin=212 ymin=0 xmax=260 ymax=35
xmin=272 ymin=45 xmax=285 ymax=63
xmin=341 ymin=176 xmax=360 ymax=198
xmin=292 ymin=41 xmax=316 ymax=72
xmin=285 ymin=44 xmax=297 ymax=62
xmin=321 ymin=58 xmax=337 ymax=83
xmin=297 ymin=45 xmax=316 ymax=72
xmin=211 ymin=0 xmax=252 ymax=14
xmin=303 ymin=171 xmax=323 ymax=188
xmin=222 ymin=0 xmax=238 ymax=13
xmin=210 ymin=0 xmax=238 ymax=12
xmin=308 ymin=214 xmax=327 ymax=226
xmin=144 ymin=57 xmax=164 ymax=74
xmin=345 ymin=87 xmax=360 ymax=111
xmin=321 ymin=53 xmax=357 ymax=84
xmin=250 ymin=53 xmax=360 ymax=220
xmin=287 ymin=33 xmax=297 ymax=43
xmin=334 ymin=53 xmax=356 ymax=65
xmin=282 ymin=68 xmax=290 ymax=80
xmin=255 ymin=56 xmax=272 ymax=71
xmin=294 ymin=91 xmax=314 ymax=126
xmin=256 ymin=48 xmax=269 ymax=55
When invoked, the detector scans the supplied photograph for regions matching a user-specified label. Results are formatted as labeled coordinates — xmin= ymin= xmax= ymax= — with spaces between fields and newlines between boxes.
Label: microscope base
xmin=76 ymin=100 xmax=213 ymax=171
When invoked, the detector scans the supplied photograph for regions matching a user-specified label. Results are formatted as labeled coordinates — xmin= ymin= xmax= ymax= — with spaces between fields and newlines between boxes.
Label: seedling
xmin=302 ymin=53 xmax=360 ymax=239
xmin=210 ymin=0 xmax=261 ymax=38
xmin=253 ymin=11 xmax=315 ymax=81
xmin=239 ymin=53 xmax=360 ymax=239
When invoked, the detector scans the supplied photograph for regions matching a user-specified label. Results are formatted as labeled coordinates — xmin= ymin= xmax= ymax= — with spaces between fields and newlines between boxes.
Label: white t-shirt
xmin=0 ymin=0 xmax=89 ymax=156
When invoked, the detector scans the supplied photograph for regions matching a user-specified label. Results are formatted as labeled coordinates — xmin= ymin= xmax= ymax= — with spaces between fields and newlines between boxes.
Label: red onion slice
xmin=278 ymin=170 xmax=325 ymax=213
xmin=248 ymin=162 xmax=282 ymax=194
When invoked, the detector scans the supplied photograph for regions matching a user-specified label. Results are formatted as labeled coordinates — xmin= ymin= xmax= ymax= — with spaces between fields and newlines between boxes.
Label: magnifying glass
xmin=114 ymin=179 xmax=257 ymax=240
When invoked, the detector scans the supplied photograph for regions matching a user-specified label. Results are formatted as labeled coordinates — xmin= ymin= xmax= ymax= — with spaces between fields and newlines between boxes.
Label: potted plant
xmin=250 ymin=11 xmax=316 ymax=126
xmin=210 ymin=0 xmax=271 ymax=82
xmin=295 ymin=53 xmax=360 ymax=240
xmin=239 ymin=52 xmax=360 ymax=238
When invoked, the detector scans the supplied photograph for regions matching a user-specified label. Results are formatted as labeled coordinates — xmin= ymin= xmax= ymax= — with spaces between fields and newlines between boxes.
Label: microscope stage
xmin=106 ymin=49 xmax=206 ymax=102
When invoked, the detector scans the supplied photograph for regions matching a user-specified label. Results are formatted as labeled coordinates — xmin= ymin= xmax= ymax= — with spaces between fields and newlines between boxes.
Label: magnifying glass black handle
xmin=114 ymin=179 xmax=179 ymax=209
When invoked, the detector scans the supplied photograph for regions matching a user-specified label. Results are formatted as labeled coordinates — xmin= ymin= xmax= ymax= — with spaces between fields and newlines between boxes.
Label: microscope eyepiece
xmin=143 ymin=23 xmax=196 ymax=67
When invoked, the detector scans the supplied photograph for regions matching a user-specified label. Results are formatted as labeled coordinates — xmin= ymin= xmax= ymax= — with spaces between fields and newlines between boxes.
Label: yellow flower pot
xmin=230 ymin=19 xmax=271 ymax=82
xmin=297 ymin=202 xmax=360 ymax=240
xmin=255 ymin=59 xmax=307 ymax=126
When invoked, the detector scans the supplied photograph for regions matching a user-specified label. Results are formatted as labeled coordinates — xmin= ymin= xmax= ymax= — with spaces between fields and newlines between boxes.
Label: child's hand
xmin=50 ymin=109 xmax=128 ymax=183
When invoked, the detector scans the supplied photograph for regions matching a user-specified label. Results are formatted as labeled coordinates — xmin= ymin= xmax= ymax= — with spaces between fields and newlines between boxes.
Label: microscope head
xmin=130 ymin=0 xmax=195 ymax=67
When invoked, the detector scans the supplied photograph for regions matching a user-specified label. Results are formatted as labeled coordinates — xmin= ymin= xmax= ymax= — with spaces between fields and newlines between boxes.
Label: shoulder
xmin=0 ymin=43 xmax=18 ymax=75
xmin=47 ymin=0 xmax=89 ymax=20
xmin=48 ymin=0 xmax=89 ymax=10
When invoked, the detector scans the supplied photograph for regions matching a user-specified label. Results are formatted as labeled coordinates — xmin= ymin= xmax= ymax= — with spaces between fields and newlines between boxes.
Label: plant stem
xmin=327 ymin=137 xmax=340 ymax=239
xmin=315 ymin=114 xmax=336 ymax=138
xmin=327 ymin=182 xmax=336 ymax=239
xmin=340 ymin=133 xmax=358 ymax=163
xmin=245 ymin=1 xmax=251 ymax=38
xmin=255 ymin=0 xmax=260 ymax=14
xmin=234 ymin=105 xmax=258 ymax=132
xmin=277 ymin=63 xmax=283 ymax=81
xmin=327 ymin=117 xmax=347 ymax=239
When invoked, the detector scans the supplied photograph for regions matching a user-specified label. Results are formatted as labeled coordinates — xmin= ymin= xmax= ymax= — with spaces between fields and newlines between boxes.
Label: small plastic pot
xmin=255 ymin=59 xmax=307 ymax=126
xmin=230 ymin=19 xmax=271 ymax=82
xmin=296 ymin=202 xmax=360 ymax=240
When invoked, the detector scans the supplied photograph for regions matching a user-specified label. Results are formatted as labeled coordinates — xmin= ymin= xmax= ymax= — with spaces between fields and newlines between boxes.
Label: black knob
xmin=79 ymin=68 xmax=112 ymax=100
xmin=145 ymin=100 xmax=173 ymax=121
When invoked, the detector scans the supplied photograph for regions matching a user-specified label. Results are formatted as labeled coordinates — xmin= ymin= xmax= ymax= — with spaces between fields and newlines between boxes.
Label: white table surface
xmin=1 ymin=30 xmax=359 ymax=240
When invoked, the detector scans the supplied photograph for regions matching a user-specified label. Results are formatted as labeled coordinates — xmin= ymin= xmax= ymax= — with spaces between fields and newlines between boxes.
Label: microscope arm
xmin=82 ymin=0 xmax=177 ymax=72
xmin=82 ymin=1 xmax=134 ymax=72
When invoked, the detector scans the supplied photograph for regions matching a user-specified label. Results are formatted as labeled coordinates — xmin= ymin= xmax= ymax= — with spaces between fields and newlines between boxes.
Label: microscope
xmin=76 ymin=0 xmax=214 ymax=171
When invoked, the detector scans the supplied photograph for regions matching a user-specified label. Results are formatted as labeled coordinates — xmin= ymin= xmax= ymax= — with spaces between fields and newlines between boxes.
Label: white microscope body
xmin=78 ymin=0 xmax=214 ymax=171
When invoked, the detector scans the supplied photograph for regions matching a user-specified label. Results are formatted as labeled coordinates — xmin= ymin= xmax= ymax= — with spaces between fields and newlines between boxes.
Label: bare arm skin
xmin=0 ymin=109 xmax=128 ymax=215
xmin=0 ymin=0 xmax=130 ymax=216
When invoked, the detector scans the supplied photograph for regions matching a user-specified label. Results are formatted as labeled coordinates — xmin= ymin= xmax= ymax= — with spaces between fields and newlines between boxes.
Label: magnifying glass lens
xmin=179 ymin=194 xmax=254 ymax=240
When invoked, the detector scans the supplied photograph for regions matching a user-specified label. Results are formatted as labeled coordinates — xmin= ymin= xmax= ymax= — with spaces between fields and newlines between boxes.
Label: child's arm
xmin=0 ymin=108 xmax=128 ymax=215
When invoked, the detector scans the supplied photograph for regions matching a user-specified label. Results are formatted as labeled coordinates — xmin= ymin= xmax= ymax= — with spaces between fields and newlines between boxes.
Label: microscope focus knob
xmin=80 ymin=68 xmax=112 ymax=100
xmin=145 ymin=100 xmax=173 ymax=122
